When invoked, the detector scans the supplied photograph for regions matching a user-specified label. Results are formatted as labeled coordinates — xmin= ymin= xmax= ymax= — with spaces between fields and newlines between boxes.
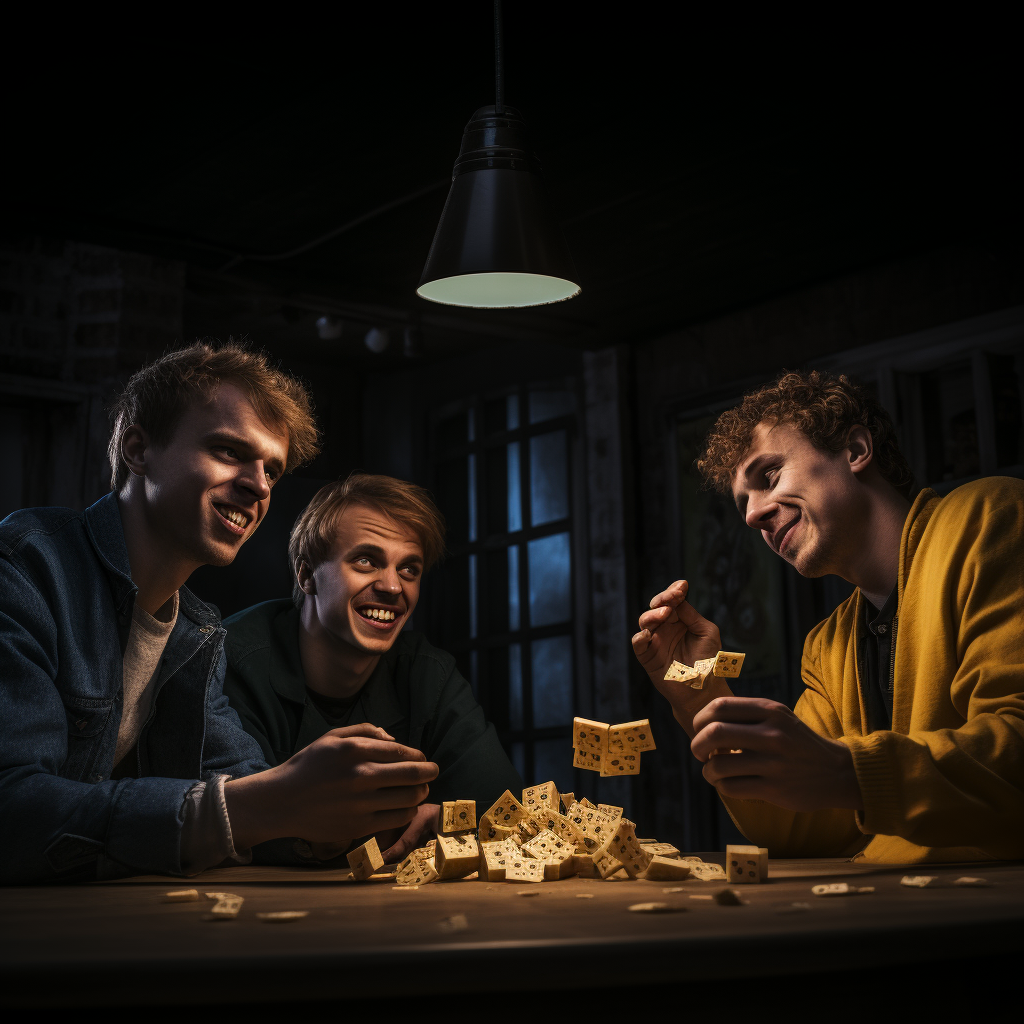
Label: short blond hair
xmin=108 ymin=341 xmax=319 ymax=491
xmin=288 ymin=472 xmax=446 ymax=605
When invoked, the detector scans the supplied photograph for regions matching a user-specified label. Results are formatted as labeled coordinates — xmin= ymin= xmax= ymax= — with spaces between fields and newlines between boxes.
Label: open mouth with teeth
xmin=356 ymin=606 xmax=401 ymax=626
xmin=213 ymin=503 xmax=252 ymax=535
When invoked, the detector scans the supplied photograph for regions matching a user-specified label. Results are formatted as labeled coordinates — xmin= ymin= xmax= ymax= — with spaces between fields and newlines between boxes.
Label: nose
xmin=374 ymin=567 xmax=403 ymax=595
xmin=237 ymin=460 xmax=271 ymax=502
xmin=744 ymin=493 xmax=776 ymax=531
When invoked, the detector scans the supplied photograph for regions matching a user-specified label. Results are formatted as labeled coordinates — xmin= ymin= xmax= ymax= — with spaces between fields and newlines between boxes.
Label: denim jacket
xmin=0 ymin=493 xmax=269 ymax=883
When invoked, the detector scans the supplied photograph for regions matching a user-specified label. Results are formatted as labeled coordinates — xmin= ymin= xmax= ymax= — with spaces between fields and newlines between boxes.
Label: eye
xmin=354 ymin=557 xmax=374 ymax=569
xmin=214 ymin=446 xmax=239 ymax=460
xmin=399 ymin=565 xmax=421 ymax=580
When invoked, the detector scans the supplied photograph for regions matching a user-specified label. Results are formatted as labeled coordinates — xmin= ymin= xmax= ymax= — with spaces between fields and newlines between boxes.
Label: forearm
xmin=223 ymin=771 xmax=284 ymax=850
xmin=663 ymin=676 xmax=735 ymax=737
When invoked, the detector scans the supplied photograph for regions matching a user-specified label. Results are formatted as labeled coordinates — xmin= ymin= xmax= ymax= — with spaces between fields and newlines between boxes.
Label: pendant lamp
xmin=416 ymin=2 xmax=580 ymax=308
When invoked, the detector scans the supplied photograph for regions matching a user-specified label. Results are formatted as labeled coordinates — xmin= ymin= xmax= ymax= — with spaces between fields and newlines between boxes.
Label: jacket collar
xmin=83 ymin=491 xmax=219 ymax=628
xmin=898 ymin=486 xmax=941 ymax=605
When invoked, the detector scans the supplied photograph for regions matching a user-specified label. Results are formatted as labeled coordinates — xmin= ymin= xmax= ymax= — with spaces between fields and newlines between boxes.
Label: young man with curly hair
xmin=222 ymin=473 xmax=523 ymax=865
xmin=0 ymin=344 xmax=436 ymax=882
xmin=633 ymin=370 xmax=1023 ymax=863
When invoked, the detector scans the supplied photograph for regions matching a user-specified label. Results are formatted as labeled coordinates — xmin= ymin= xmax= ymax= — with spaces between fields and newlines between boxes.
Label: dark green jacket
xmin=222 ymin=599 xmax=522 ymax=808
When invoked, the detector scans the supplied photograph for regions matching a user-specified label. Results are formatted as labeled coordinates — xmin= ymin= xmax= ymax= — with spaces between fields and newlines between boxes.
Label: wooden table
xmin=2 ymin=856 xmax=1022 ymax=1009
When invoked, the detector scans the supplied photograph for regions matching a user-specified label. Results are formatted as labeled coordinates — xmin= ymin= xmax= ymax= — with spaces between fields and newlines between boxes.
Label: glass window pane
xmin=533 ymin=736 xmax=575 ymax=795
xmin=484 ymin=398 xmax=507 ymax=435
xmin=530 ymin=430 xmax=569 ymax=526
xmin=509 ymin=643 xmax=523 ymax=731
xmin=528 ymin=532 xmax=571 ymax=627
xmin=468 ymin=553 xmax=478 ymax=639
xmin=483 ymin=547 xmax=509 ymax=634
xmin=468 ymin=453 xmax=477 ymax=542
xmin=508 ymin=441 xmax=522 ymax=531
xmin=485 ymin=446 xmax=508 ymax=536
xmin=531 ymin=635 xmax=573 ymax=728
xmin=508 ymin=545 xmax=520 ymax=631
xmin=434 ymin=456 xmax=470 ymax=543
xmin=507 ymin=394 xmax=520 ymax=430
xmin=529 ymin=390 xmax=574 ymax=425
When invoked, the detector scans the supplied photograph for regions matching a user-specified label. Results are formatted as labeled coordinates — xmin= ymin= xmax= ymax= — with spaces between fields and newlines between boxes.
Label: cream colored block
xmin=663 ymin=660 xmax=700 ymax=684
xmin=600 ymin=750 xmax=641 ymax=777
xmin=396 ymin=848 xmax=439 ymax=886
xmin=477 ymin=813 xmax=516 ymax=844
xmin=593 ymin=847 xmax=625 ymax=878
xmin=901 ymin=875 xmax=940 ymax=888
xmin=479 ymin=839 xmax=519 ymax=881
xmin=713 ymin=651 xmax=746 ymax=678
xmin=544 ymin=856 xmax=578 ymax=880
xmin=483 ymin=789 xmax=528 ymax=828
xmin=435 ymin=833 xmax=480 ymax=880
xmin=559 ymin=792 xmax=575 ymax=813
xmin=573 ymin=746 xmax=603 ymax=772
xmin=688 ymin=861 xmax=727 ymax=881
xmin=693 ymin=657 xmax=717 ymax=676
xmin=608 ymin=719 xmax=656 ymax=753
xmin=207 ymin=895 xmax=244 ymax=918
xmin=521 ymin=781 xmax=559 ymax=815
xmin=523 ymin=830 xmax=576 ymax=867
xmin=441 ymin=799 xmax=477 ymax=834
xmin=643 ymin=856 xmax=692 ymax=881
xmin=505 ymin=855 xmax=546 ymax=883
xmin=572 ymin=717 xmax=609 ymax=753
xmin=575 ymin=853 xmax=600 ymax=877
xmin=163 ymin=889 xmax=199 ymax=902
xmin=642 ymin=842 xmax=681 ymax=858
xmin=346 ymin=837 xmax=385 ymax=880
xmin=565 ymin=802 xmax=616 ymax=852
xmin=514 ymin=817 xmax=542 ymax=843
xmin=603 ymin=822 xmax=653 ymax=878
xmin=812 ymin=882 xmax=874 ymax=896
xmin=726 ymin=844 xmax=768 ymax=884
xmin=578 ymin=797 xmax=597 ymax=809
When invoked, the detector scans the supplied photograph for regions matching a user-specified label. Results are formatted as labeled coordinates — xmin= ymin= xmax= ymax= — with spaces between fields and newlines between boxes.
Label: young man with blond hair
xmin=0 ymin=343 xmax=436 ymax=882
xmin=223 ymin=472 xmax=522 ymax=863
xmin=633 ymin=370 xmax=1023 ymax=863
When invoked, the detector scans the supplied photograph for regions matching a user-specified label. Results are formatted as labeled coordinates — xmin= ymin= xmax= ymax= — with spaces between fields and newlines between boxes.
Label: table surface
xmin=3 ymin=855 xmax=1022 ymax=1007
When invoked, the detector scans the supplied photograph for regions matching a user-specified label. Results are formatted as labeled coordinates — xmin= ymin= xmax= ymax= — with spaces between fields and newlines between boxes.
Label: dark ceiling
xmin=6 ymin=10 xmax=1021 ymax=357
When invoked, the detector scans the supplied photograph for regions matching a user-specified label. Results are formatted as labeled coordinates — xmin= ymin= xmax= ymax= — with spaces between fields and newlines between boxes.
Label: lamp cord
xmin=494 ymin=0 xmax=504 ymax=115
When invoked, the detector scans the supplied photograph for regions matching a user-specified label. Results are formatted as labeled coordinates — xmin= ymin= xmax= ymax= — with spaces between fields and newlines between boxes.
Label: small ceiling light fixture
xmin=416 ymin=0 xmax=580 ymax=309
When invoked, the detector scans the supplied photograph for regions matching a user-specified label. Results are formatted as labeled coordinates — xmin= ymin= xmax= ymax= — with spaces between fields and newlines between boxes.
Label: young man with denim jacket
xmin=0 ymin=343 xmax=437 ymax=883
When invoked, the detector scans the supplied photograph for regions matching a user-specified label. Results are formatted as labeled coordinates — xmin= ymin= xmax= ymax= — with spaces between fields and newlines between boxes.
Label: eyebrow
xmin=203 ymin=431 xmax=286 ymax=475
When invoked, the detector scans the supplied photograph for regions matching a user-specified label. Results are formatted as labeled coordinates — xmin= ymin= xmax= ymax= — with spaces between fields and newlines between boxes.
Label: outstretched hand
xmin=691 ymin=697 xmax=863 ymax=812
xmin=631 ymin=580 xmax=729 ymax=733
xmin=380 ymin=802 xmax=440 ymax=864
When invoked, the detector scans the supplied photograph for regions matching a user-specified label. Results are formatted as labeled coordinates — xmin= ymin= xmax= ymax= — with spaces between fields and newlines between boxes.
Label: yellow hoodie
xmin=722 ymin=476 xmax=1024 ymax=863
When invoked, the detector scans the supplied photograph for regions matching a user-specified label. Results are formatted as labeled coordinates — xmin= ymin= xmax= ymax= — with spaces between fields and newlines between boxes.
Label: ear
xmin=296 ymin=559 xmax=317 ymax=596
xmin=120 ymin=425 xmax=151 ymax=479
xmin=846 ymin=425 xmax=874 ymax=475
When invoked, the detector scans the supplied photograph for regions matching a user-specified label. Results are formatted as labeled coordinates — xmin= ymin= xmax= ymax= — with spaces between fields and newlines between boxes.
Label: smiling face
xmin=132 ymin=383 xmax=289 ymax=568
xmin=730 ymin=419 xmax=873 ymax=578
xmin=301 ymin=505 xmax=424 ymax=656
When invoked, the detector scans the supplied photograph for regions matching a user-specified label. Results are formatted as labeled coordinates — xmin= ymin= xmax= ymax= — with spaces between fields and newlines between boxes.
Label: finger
xmin=334 ymin=735 xmax=430 ymax=765
xmin=649 ymin=580 xmax=688 ymax=609
xmin=700 ymin=750 xmax=773 ymax=783
xmin=360 ymin=761 xmax=438 ymax=788
xmin=631 ymin=629 xmax=651 ymax=654
xmin=359 ymin=782 xmax=432 ymax=810
xmin=329 ymin=723 xmax=397 ymax=742
xmin=638 ymin=605 xmax=675 ymax=631
xmin=691 ymin=721 xmax=779 ymax=762
xmin=709 ymin=775 xmax=773 ymax=802
xmin=691 ymin=696 xmax=783 ymax=734
xmin=368 ymin=806 xmax=418 ymax=833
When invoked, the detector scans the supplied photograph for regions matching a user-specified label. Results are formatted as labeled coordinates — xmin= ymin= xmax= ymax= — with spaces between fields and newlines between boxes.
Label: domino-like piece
xmin=441 ymin=799 xmax=477 ymax=834
xmin=575 ymin=853 xmax=600 ymax=878
xmin=521 ymin=781 xmax=559 ymax=814
xmin=532 ymin=807 xmax=587 ymax=848
xmin=608 ymin=720 xmax=656 ymax=753
xmin=597 ymin=803 xmax=624 ymax=819
xmin=477 ymin=813 xmax=516 ymax=844
xmin=479 ymin=839 xmax=519 ymax=881
xmin=522 ymin=829 xmax=576 ymax=863
xmin=435 ymin=833 xmax=480 ymax=880
xmin=544 ymin=855 xmax=578 ymax=880
xmin=643 ymin=855 xmax=692 ymax=881
xmin=663 ymin=660 xmax=700 ymax=684
xmin=688 ymin=861 xmax=727 ymax=881
xmin=726 ymin=844 xmax=768 ymax=884
xmin=483 ymin=790 xmax=528 ymax=828
xmin=346 ymin=836 xmax=385 ymax=880
xmin=578 ymin=797 xmax=597 ymax=809
xmin=559 ymin=792 xmax=575 ymax=813
xmin=603 ymin=822 xmax=653 ymax=878
xmin=572 ymin=717 xmax=609 ymax=753
xmin=163 ymin=889 xmax=199 ymax=903
xmin=514 ymin=816 xmax=542 ymax=843
xmin=642 ymin=842 xmax=681 ymax=859
xmin=396 ymin=848 xmax=439 ymax=886
xmin=600 ymin=751 xmax=641 ymax=777
xmin=573 ymin=746 xmax=603 ymax=772
xmin=592 ymin=846 xmax=625 ymax=879
xmin=565 ymin=802 xmax=616 ymax=852
xmin=713 ymin=651 xmax=746 ymax=678
xmin=506 ymin=855 xmax=546 ymax=883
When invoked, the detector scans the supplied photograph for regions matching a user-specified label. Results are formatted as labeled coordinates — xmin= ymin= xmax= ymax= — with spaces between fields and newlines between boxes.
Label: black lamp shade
xmin=417 ymin=106 xmax=580 ymax=308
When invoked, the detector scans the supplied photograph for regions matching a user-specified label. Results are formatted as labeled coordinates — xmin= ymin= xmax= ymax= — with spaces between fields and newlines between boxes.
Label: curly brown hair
xmin=697 ymin=369 xmax=915 ymax=498
xmin=108 ymin=340 xmax=320 ymax=491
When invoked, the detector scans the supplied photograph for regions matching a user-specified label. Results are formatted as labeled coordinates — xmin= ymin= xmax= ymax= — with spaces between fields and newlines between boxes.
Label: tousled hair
xmin=107 ymin=340 xmax=319 ymax=490
xmin=697 ymin=369 xmax=915 ymax=499
xmin=288 ymin=472 xmax=446 ymax=605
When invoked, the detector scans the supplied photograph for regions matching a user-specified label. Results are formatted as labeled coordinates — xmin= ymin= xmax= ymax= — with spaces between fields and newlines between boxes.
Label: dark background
xmin=2 ymin=8 xmax=1022 ymax=849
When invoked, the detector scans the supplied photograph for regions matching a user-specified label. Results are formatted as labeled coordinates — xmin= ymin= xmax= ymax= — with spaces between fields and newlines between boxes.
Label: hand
xmin=225 ymin=723 xmax=439 ymax=850
xmin=632 ymin=579 xmax=729 ymax=734
xmin=379 ymin=802 xmax=440 ymax=864
xmin=691 ymin=697 xmax=863 ymax=812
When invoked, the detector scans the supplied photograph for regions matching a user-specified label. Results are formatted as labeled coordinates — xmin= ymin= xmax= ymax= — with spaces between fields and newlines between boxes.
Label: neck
xmin=842 ymin=476 xmax=912 ymax=609
xmin=117 ymin=487 xmax=197 ymax=616
xmin=299 ymin=599 xmax=379 ymax=699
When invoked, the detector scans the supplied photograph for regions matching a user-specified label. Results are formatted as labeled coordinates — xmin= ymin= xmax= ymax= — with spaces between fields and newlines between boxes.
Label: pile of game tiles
xmin=571 ymin=717 xmax=656 ymax=777
xmin=663 ymin=650 xmax=746 ymax=689
xmin=346 ymin=783 xmax=727 ymax=886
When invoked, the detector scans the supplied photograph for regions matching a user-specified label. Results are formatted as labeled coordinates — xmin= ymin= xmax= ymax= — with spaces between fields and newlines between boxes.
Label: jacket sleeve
xmin=842 ymin=495 xmax=1024 ymax=858
xmin=420 ymin=657 xmax=524 ymax=808
xmin=718 ymin=648 xmax=866 ymax=857
xmin=200 ymin=650 xmax=272 ymax=779
xmin=0 ymin=557 xmax=195 ymax=883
